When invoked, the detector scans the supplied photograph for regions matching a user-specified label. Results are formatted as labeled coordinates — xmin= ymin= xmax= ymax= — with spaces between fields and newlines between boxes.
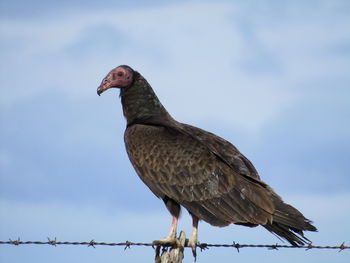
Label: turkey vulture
xmin=97 ymin=65 xmax=317 ymax=253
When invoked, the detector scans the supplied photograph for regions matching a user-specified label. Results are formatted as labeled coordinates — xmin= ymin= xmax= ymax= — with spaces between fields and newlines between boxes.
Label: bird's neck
xmin=120 ymin=73 xmax=173 ymax=127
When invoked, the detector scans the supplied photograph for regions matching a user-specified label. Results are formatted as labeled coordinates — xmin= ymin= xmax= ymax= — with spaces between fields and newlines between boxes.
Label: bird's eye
xmin=117 ymin=71 xmax=124 ymax=77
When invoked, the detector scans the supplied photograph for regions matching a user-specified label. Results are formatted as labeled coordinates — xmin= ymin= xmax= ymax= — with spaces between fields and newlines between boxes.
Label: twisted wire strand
xmin=1 ymin=238 xmax=348 ymax=252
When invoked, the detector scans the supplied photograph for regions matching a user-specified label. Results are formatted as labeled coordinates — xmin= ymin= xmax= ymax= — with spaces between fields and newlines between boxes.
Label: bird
xmin=97 ymin=65 xmax=317 ymax=255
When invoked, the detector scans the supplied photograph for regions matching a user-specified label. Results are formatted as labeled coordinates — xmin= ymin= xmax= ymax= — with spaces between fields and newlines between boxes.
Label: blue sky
xmin=0 ymin=0 xmax=349 ymax=262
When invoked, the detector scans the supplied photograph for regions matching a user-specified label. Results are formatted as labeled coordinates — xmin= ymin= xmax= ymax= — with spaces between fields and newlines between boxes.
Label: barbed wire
xmin=1 ymin=238 xmax=348 ymax=252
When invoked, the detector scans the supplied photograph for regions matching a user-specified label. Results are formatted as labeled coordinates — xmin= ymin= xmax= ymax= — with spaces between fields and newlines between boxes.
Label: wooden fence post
xmin=154 ymin=231 xmax=186 ymax=263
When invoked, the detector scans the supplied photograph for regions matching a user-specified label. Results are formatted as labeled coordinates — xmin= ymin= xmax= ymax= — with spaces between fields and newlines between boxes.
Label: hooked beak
xmin=97 ymin=83 xmax=108 ymax=96
xmin=97 ymin=76 xmax=114 ymax=96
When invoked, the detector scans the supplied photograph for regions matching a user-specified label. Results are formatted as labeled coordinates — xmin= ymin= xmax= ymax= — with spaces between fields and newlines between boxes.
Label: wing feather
xmin=179 ymin=123 xmax=262 ymax=183
xmin=125 ymin=123 xmax=275 ymax=226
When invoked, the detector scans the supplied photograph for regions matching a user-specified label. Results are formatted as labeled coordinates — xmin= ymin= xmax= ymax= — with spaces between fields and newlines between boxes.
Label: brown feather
xmin=125 ymin=124 xmax=274 ymax=226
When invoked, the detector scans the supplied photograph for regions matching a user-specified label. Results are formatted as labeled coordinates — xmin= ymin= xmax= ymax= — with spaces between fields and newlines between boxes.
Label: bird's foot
xmin=153 ymin=237 xmax=180 ymax=247
xmin=187 ymin=237 xmax=198 ymax=260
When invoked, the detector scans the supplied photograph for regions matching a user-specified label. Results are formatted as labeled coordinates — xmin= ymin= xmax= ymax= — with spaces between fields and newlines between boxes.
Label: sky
xmin=0 ymin=0 xmax=350 ymax=262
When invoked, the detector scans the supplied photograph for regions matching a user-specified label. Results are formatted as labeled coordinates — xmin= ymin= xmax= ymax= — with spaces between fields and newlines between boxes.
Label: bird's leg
xmin=153 ymin=215 xmax=179 ymax=245
xmin=153 ymin=198 xmax=180 ymax=246
xmin=167 ymin=215 xmax=178 ymax=240
xmin=187 ymin=214 xmax=199 ymax=258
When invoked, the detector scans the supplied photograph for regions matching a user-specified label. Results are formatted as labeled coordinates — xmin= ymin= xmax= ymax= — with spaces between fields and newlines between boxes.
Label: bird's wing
xmin=124 ymin=123 xmax=275 ymax=226
xmin=178 ymin=123 xmax=263 ymax=182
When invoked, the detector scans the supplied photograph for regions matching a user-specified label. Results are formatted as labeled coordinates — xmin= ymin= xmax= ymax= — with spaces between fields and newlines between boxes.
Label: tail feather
xmin=264 ymin=222 xmax=312 ymax=246
xmin=263 ymin=195 xmax=317 ymax=246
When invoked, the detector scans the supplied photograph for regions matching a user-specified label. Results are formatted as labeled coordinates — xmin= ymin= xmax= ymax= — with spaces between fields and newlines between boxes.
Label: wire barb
xmin=124 ymin=241 xmax=131 ymax=250
xmin=8 ymin=238 xmax=20 ymax=246
xmin=47 ymin=237 xmax=57 ymax=246
xmin=197 ymin=243 xmax=208 ymax=252
xmin=233 ymin=242 xmax=240 ymax=252
xmin=339 ymin=242 xmax=346 ymax=252
xmin=88 ymin=239 xmax=96 ymax=248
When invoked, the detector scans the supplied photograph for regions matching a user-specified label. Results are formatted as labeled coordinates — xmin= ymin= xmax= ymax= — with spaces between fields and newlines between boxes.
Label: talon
xmin=188 ymin=214 xmax=199 ymax=260
xmin=187 ymin=238 xmax=197 ymax=260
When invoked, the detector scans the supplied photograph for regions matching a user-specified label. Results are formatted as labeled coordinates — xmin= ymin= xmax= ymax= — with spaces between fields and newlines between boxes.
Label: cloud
xmin=0 ymin=1 xmax=311 ymax=130
xmin=1 ymin=1 xmax=348 ymax=132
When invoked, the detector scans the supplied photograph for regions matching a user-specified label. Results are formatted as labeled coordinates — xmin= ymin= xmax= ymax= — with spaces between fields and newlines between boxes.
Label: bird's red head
xmin=97 ymin=65 xmax=135 ymax=96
